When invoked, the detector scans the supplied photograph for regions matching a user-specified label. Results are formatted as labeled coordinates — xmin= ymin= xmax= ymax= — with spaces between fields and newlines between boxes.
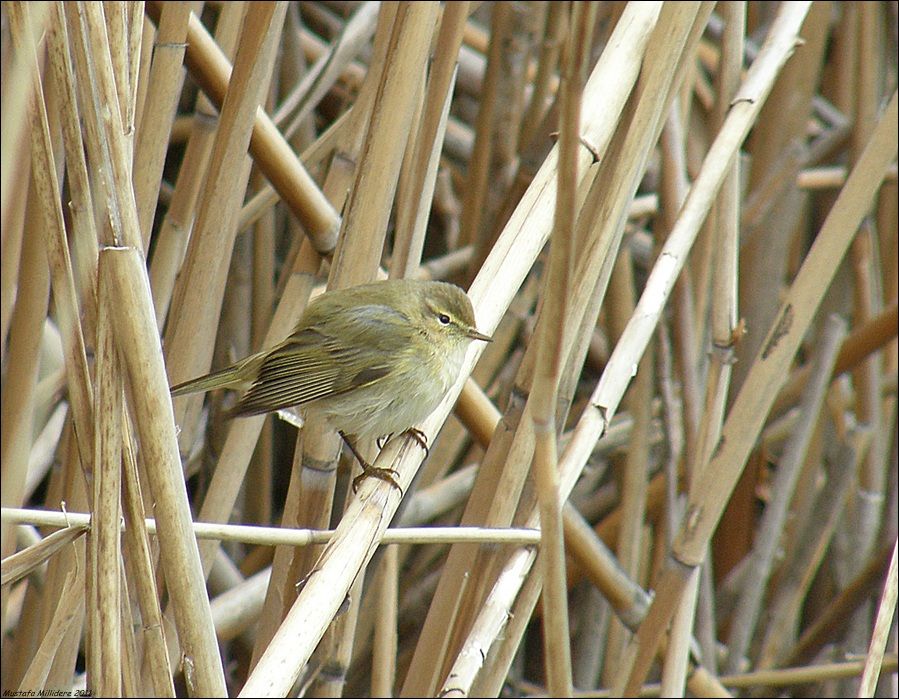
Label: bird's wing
xmin=232 ymin=307 xmax=411 ymax=416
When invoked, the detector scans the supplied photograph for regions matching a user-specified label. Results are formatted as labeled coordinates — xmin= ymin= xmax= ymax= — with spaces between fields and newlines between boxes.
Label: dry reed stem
xmin=210 ymin=568 xmax=269 ymax=642
xmin=734 ymin=1 xmax=833 ymax=394
xmin=686 ymin=2 xmax=744 ymax=675
xmin=783 ymin=539 xmax=894 ymax=670
xmin=391 ymin=2 xmax=469 ymax=278
xmin=659 ymin=567 xmax=701 ymax=697
xmin=844 ymin=10 xmax=893 ymax=628
xmin=132 ymin=1 xmax=193 ymax=247
xmin=603 ymin=255 xmax=641 ymax=678
xmin=147 ymin=1 xmax=241 ymax=329
xmin=0 ymin=174 xmax=50 ymax=564
xmin=527 ymin=3 xmax=592 ymax=695
xmin=17 ymin=558 xmax=83 ymax=691
xmin=0 ymin=525 xmax=87 ymax=587
xmin=144 ymin=2 xmax=340 ymax=252
xmin=470 ymin=552 xmax=543 ymax=696
xmin=120 ymin=422 xmax=175 ymax=697
xmin=166 ymin=2 xmax=287 ymax=447
xmin=857 ymin=539 xmax=898 ymax=697
xmin=725 ymin=314 xmax=847 ymax=672
xmin=66 ymin=1 xmax=140 ymax=249
xmin=773 ymin=300 xmax=898 ymax=414
xmin=25 ymin=435 xmax=88 ymax=691
xmin=312 ymin=572 xmax=364 ymax=697
xmin=562 ymin=503 xmax=650 ymax=626
xmin=0 ymin=1 xmax=49 ymax=240
xmin=621 ymin=84 xmax=897 ymax=696
xmin=2 ymin=507 xmax=542 ymax=555
xmin=406 ymin=6 xmax=668 ymax=693
xmin=371 ymin=545 xmax=399 ymax=696
xmin=678 ymin=88 xmax=896 ymax=561
xmin=329 ymin=2 xmax=438 ymax=288
xmin=594 ymin=2 xmax=811 ymax=428
xmin=248 ymin=169 xmax=275 ymax=528
xmin=45 ymin=1 xmax=100 ymax=340
xmin=92 ymin=261 xmax=122 ymax=695
xmin=519 ymin=654 xmax=898 ymax=695
xmin=756 ymin=427 xmax=872 ymax=671
xmin=458 ymin=1 xmax=512 ymax=254
xmin=441 ymin=2 xmax=714 ymax=693
xmin=195 ymin=245 xmax=316 ymax=588
xmin=275 ymin=3 xmax=379 ymax=137
xmin=101 ymin=247 xmax=227 ymax=694
xmin=245 ymin=3 xmax=401 ymax=651
xmin=519 ymin=2 xmax=563 ymax=150
xmin=8 ymin=1 xmax=95 ymax=488
xmin=247 ymin=281 xmax=338 ymax=661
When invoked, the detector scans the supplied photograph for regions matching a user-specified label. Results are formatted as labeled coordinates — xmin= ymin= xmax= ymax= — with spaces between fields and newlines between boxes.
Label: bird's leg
xmin=403 ymin=427 xmax=430 ymax=458
xmin=339 ymin=430 xmax=402 ymax=494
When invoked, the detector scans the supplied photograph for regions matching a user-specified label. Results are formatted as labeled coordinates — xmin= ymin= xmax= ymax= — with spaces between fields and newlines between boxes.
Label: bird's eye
xmin=437 ymin=313 xmax=451 ymax=325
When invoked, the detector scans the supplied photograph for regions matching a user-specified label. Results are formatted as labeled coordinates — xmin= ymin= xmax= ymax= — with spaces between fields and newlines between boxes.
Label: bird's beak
xmin=467 ymin=327 xmax=493 ymax=342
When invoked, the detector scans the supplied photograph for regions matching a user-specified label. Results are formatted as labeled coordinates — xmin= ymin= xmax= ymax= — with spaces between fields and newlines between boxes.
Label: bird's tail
xmin=170 ymin=364 xmax=247 ymax=397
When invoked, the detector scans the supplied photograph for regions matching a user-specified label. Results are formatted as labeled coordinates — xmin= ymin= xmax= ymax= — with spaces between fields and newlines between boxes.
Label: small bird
xmin=170 ymin=279 xmax=491 ymax=491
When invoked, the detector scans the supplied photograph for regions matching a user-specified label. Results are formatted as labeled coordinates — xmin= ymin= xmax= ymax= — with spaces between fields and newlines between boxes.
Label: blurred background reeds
xmin=1 ymin=1 xmax=897 ymax=697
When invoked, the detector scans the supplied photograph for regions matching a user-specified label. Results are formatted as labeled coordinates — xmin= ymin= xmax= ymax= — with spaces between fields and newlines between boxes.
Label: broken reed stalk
xmin=2 ymin=3 xmax=897 ymax=697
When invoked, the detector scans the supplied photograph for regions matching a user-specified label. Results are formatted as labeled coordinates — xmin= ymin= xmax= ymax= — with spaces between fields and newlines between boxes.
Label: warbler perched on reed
xmin=170 ymin=279 xmax=491 ymax=491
